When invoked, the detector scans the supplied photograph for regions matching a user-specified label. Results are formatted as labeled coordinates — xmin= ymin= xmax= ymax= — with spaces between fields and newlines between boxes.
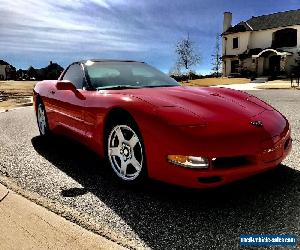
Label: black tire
xmin=106 ymin=119 xmax=147 ymax=184
xmin=36 ymin=100 xmax=51 ymax=137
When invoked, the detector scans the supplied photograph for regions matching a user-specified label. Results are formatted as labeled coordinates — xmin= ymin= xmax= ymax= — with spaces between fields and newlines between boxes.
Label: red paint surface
xmin=33 ymin=82 xmax=292 ymax=188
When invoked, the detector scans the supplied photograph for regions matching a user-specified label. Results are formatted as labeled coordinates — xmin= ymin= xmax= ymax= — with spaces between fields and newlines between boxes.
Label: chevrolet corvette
xmin=33 ymin=60 xmax=292 ymax=188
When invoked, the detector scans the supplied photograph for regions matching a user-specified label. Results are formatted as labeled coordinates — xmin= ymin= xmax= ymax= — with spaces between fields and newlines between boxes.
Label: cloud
xmin=0 ymin=0 xmax=162 ymax=53
xmin=0 ymin=0 xmax=213 ymax=54
xmin=1 ymin=0 xmax=298 ymax=73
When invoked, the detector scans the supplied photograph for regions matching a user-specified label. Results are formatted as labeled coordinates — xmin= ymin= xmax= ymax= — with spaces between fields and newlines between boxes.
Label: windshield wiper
xmin=142 ymin=85 xmax=179 ymax=88
xmin=96 ymin=85 xmax=142 ymax=90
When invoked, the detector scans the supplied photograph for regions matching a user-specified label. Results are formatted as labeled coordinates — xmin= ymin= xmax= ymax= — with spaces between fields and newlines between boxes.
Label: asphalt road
xmin=0 ymin=90 xmax=299 ymax=250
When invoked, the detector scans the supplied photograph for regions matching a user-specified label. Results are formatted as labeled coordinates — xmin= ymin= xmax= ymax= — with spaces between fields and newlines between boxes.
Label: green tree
xmin=27 ymin=66 xmax=37 ymax=79
xmin=44 ymin=62 xmax=64 ymax=80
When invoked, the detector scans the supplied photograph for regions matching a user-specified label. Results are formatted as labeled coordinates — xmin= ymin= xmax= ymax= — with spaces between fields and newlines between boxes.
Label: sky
xmin=1 ymin=0 xmax=300 ymax=75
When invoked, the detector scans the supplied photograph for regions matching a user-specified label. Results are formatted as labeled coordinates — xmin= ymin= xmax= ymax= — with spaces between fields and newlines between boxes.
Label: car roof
xmin=76 ymin=59 xmax=144 ymax=64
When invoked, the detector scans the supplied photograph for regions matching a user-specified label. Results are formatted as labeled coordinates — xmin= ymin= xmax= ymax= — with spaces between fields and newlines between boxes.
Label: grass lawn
xmin=0 ymin=81 xmax=36 ymax=110
xmin=183 ymin=77 xmax=250 ymax=86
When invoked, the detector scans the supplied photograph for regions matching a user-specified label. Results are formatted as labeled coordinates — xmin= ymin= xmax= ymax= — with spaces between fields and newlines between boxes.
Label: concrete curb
xmin=0 ymin=183 xmax=9 ymax=202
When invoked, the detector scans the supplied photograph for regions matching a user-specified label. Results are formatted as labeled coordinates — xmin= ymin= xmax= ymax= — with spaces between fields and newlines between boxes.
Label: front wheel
xmin=107 ymin=123 xmax=146 ymax=183
xmin=37 ymin=101 xmax=50 ymax=136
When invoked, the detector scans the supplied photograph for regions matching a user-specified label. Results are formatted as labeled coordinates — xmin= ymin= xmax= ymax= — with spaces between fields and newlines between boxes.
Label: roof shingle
xmin=0 ymin=60 xmax=9 ymax=66
xmin=224 ymin=9 xmax=300 ymax=34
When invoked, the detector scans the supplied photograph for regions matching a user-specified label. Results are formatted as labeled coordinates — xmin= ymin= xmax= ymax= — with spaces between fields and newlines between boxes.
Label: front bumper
xmin=149 ymin=129 xmax=292 ymax=189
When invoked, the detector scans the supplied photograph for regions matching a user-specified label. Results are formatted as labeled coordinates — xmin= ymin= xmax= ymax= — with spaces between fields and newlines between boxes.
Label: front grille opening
xmin=213 ymin=156 xmax=250 ymax=169
xmin=198 ymin=176 xmax=222 ymax=183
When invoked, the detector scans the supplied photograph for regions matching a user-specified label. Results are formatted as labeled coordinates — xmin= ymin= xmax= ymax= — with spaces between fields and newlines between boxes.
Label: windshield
xmin=84 ymin=61 xmax=179 ymax=89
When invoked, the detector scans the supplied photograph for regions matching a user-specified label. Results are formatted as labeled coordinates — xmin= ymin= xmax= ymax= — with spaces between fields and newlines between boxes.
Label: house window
xmin=233 ymin=37 xmax=239 ymax=49
xmin=272 ymin=28 xmax=297 ymax=48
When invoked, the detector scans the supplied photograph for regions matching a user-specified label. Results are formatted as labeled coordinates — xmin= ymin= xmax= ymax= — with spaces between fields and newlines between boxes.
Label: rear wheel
xmin=107 ymin=123 xmax=146 ymax=183
xmin=37 ymin=101 xmax=50 ymax=136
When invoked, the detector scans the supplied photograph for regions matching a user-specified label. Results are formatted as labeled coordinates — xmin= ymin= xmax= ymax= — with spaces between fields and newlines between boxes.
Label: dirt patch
xmin=183 ymin=77 xmax=250 ymax=87
xmin=0 ymin=81 xmax=36 ymax=110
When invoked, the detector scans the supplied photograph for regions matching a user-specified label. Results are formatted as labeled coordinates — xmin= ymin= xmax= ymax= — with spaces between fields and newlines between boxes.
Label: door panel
xmin=59 ymin=89 xmax=86 ymax=138
xmin=46 ymin=85 xmax=66 ymax=130
xmin=82 ymin=91 xmax=108 ymax=155
xmin=53 ymin=63 xmax=87 ymax=139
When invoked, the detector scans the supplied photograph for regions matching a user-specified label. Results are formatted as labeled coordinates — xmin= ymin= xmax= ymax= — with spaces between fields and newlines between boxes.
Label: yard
xmin=0 ymin=81 xmax=36 ymax=110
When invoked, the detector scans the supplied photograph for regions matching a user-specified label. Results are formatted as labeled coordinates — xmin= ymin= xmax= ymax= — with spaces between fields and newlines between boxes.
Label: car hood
xmin=130 ymin=86 xmax=272 ymax=124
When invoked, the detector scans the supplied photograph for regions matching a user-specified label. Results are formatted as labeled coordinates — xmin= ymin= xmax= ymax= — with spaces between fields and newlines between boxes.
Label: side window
xmin=62 ymin=64 xmax=84 ymax=89
xmin=232 ymin=37 xmax=239 ymax=49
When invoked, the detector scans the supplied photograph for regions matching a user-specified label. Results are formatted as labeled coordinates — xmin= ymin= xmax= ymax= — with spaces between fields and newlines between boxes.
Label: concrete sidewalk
xmin=213 ymin=82 xmax=260 ymax=90
xmin=214 ymin=80 xmax=300 ymax=91
xmin=0 ymin=183 xmax=125 ymax=250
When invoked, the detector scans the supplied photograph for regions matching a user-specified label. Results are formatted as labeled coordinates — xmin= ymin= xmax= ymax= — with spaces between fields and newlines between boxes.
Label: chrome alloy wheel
xmin=37 ymin=103 xmax=47 ymax=135
xmin=108 ymin=125 xmax=143 ymax=181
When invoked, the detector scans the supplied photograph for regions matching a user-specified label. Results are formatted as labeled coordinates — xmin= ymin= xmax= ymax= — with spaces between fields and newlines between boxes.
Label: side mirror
xmin=56 ymin=80 xmax=77 ymax=91
xmin=56 ymin=80 xmax=86 ymax=100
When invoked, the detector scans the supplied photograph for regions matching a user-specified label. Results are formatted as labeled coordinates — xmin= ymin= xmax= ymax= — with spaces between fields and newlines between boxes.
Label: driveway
xmin=0 ymin=90 xmax=299 ymax=249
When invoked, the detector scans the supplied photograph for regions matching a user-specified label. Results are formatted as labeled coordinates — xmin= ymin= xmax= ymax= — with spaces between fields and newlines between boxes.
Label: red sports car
xmin=33 ymin=60 xmax=292 ymax=188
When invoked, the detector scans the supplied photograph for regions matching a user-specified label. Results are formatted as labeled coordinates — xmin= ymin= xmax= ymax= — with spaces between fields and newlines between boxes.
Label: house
xmin=0 ymin=60 xmax=16 ymax=80
xmin=222 ymin=9 xmax=300 ymax=77
xmin=0 ymin=60 xmax=9 ymax=80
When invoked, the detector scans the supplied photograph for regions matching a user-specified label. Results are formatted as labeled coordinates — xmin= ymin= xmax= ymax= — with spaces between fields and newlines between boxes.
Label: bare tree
xmin=211 ymin=33 xmax=222 ymax=77
xmin=175 ymin=35 xmax=200 ymax=81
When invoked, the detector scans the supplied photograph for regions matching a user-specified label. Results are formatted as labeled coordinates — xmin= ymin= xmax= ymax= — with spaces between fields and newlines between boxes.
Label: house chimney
xmin=223 ymin=12 xmax=232 ymax=32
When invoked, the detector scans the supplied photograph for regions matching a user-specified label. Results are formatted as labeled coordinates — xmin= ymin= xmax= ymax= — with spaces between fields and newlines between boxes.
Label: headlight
xmin=167 ymin=155 xmax=209 ymax=169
